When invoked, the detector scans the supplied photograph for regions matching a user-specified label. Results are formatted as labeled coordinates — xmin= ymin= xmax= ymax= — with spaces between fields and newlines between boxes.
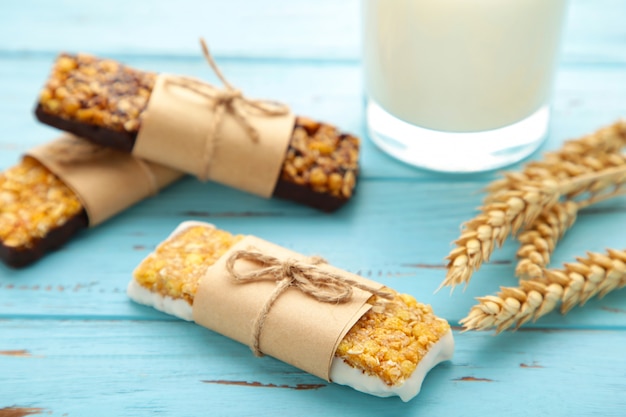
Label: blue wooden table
xmin=1 ymin=1 xmax=625 ymax=415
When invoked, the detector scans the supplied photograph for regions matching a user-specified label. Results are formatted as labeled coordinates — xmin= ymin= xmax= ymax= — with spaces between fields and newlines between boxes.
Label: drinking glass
xmin=362 ymin=0 xmax=569 ymax=172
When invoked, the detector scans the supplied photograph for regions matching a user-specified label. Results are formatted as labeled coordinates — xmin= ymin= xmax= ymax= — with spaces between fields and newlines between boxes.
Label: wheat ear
xmin=515 ymin=201 xmax=579 ymax=280
xmin=442 ymin=165 xmax=626 ymax=290
xmin=460 ymin=249 xmax=626 ymax=333
xmin=486 ymin=120 xmax=626 ymax=195
xmin=515 ymin=182 xmax=626 ymax=279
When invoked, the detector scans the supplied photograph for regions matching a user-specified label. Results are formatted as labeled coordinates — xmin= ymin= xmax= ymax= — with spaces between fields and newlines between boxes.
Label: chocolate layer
xmin=35 ymin=53 xmax=359 ymax=211
xmin=0 ymin=211 xmax=88 ymax=268
xmin=35 ymin=105 xmax=136 ymax=152
xmin=272 ymin=178 xmax=349 ymax=212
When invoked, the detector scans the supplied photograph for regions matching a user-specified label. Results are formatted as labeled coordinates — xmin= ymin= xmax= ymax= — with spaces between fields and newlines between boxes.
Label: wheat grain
xmin=558 ymin=119 xmax=626 ymax=154
xmin=487 ymin=152 xmax=626 ymax=201
xmin=486 ymin=120 xmax=626 ymax=195
xmin=442 ymin=166 xmax=626 ymax=290
xmin=515 ymin=183 xmax=626 ymax=280
xmin=489 ymin=133 xmax=625 ymax=280
xmin=460 ymin=249 xmax=626 ymax=333
xmin=442 ymin=180 xmax=560 ymax=289
xmin=515 ymin=201 xmax=579 ymax=280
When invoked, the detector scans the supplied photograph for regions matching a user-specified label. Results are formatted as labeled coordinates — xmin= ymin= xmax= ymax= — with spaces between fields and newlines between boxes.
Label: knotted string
xmin=226 ymin=250 xmax=393 ymax=357
xmin=165 ymin=38 xmax=290 ymax=181
xmin=46 ymin=137 xmax=159 ymax=196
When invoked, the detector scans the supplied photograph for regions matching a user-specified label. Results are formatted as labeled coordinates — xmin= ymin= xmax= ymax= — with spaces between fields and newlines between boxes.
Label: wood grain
xmin=1 ymin=321 xmax=625 ymax=416
xmin=0 ymin=0 xmax=624 ymax=415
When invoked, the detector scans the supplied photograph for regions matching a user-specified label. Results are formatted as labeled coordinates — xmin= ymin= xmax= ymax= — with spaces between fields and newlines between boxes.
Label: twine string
xmin=226 ymin=250 xmax=393 ymax=357
xmin=165 ymin=38 xmax=290 ymax=181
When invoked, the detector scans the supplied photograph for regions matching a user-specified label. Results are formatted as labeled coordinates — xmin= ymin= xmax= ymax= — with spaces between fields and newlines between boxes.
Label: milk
xmin=362 ymin=0 xmax=569 ymax=133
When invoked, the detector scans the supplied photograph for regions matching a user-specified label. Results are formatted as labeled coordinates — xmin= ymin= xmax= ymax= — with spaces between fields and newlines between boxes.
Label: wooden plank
xmin=1 ymin=55 xmax=625 ymax=180
xmin=0 ymin=0 xmax=625 ymax=65
xmin=0 ymin=1 xmax=625 ymax=414
xmin=1 ymin=178 xmax=624 ymax=328
xmin=1 ymin=51 xmax=624 ymax=343
xmin=0 ymin=0 xmax=361 ymax=59
xmin=1 ymin=320 xmax=625 ymax=416
xmin=563 ymin=0 xmax=626 ymax=64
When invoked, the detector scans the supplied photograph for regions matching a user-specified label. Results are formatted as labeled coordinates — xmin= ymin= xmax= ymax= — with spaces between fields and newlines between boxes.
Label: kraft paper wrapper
xmin=134 ymin=74 xmax=296 ymax=198
xmin=27 ymin=135 xmax=183 ymax=226
xmin=192 ymin=235 xmax=384 ymax=382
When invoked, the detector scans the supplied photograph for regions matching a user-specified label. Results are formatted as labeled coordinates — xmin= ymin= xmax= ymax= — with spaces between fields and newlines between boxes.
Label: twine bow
xmin=226 ymin=249 xmax=393 ymax=357
xmin=166 ymin=38 xmax=291 ymax=181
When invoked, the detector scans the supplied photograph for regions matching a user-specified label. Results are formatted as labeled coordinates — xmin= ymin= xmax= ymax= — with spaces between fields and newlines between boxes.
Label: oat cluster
xmin=0 ymin=157 xmax=84 ymax=248
xmin=336 ymin=292 xmax=450 ymax=386
xmin=282 ymin=117 xmax=360 ymax=199
xmin=133 ymin=225 xmax=243 ymax=304
xmin=134 ymin=224 xmax=449 ymax=386
xmin=38 ymin=53 xmax=156 ymax=134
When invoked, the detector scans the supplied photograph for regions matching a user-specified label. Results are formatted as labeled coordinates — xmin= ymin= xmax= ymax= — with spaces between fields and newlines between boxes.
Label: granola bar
xmin=35 ymin=54 xmax=359 ymax=211
xmin=127 ymin=221 xmax=453 ymax=401
xmin=0 ymin=137 xmax=183 ymax=268
xmin=0 ymin=157 xmax=87 ymax=267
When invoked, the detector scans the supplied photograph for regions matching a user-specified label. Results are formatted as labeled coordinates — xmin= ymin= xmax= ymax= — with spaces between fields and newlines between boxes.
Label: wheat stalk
xmin=556 ymin=119 xmax=626 ymax=156
xmin=460 ymin=249 xmax=626 ymax=333
xmin=487 ymin=152 xmax=626 ymax=202
xmin=442 ymin=165 xmax=626 ymax=290
xmin=490 ymin=133 xmax=626 ymax=280
xmin=486 ymin=120 xmax=626 ymax=195
xmin=442 ymin=181 xmax=560 ymax=290
xmin=515 ymin=184 xmax=626 ymax=279
xmin=515 ymin=200 xmax=579 ymax=279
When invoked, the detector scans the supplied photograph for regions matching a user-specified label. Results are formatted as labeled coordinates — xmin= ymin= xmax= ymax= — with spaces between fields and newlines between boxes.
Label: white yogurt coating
xmin=127 ymin=279 xmax=194 ymax=321
xmin=126 ymin=220 xmax=218 ymax=322
xmin=127 ymin=220 xmax=455 ymax=401
xmin=128 ymin=279 xmax=454 ymax=401
xmin=330 ymin=330 xmax=453 ymax=402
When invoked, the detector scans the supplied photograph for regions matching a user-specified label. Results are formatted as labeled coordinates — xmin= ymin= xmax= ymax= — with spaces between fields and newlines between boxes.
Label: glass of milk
xmin=362 ymin=0 xmax=569 ymax=172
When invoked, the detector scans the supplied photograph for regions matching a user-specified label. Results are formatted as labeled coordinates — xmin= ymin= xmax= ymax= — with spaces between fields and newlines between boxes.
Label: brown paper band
xmin=46 ymin=139 xmax=161 ymax=197
xmin=226 ymin=250 xmax=393 ymax=358
xmin=27 ymin=135 xmax=183 ymax=226
xmin=192 ymin=235 xmax=386 ymax=381
xmin=133 ymin=158 xmax=161 ymax=197
xmin=134 ymin=40 xmax=296 ymax=198
xmin=43 ymin=138 xmax=113 ymax=164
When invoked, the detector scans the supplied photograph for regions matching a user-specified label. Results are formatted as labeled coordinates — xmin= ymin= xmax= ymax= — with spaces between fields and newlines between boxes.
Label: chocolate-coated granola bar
xmin=0 ymin=157 xmax=88 ymax=267
xmin=35 ymin=54 xmax=359 ymax=211
xmin=1 ymin=135 xmax=183 ymax=268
